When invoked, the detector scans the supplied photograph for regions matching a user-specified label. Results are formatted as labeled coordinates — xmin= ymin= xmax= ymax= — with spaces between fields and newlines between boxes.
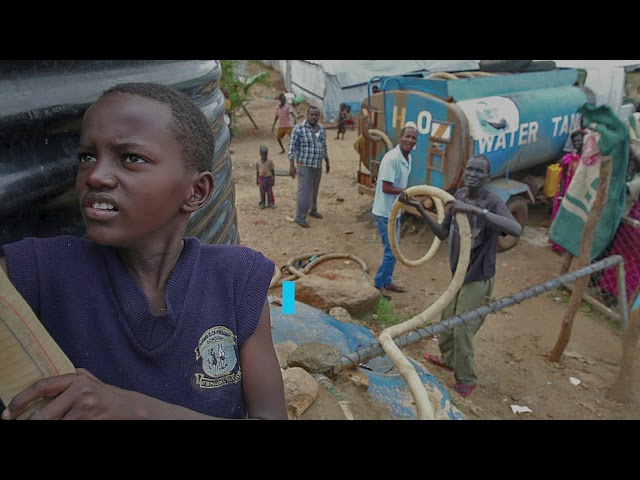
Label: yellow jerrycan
xmin=543 ymin=163 xmax=562 ymax=198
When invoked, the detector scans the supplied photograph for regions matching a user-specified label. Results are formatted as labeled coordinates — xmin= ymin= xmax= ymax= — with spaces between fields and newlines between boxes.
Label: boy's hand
xmin=2 ymin=368 xmax=135 ymax=420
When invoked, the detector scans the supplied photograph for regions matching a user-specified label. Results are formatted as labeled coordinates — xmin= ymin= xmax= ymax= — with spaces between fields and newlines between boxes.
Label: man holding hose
xmin=399 ymin=154 xmax=521 ymax=397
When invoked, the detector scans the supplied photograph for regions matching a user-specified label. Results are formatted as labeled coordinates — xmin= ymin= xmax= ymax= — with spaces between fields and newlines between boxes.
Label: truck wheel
xmin=479 ymin=60 xmax=532 ymax=72
xmin=498 ymin=197 xmax=528 ymax=252
xmin=521 ymin=60 xmax=557 ymax=72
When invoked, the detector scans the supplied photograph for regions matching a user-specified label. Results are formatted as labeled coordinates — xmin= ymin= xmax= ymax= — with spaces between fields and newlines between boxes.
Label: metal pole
xmin=337 ymin=254 xmax=624 ymax=372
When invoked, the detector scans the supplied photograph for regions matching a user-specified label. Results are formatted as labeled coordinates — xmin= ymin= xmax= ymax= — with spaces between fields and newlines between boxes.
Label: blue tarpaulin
xmin=270 ymin=301 xmax=465 ymax=420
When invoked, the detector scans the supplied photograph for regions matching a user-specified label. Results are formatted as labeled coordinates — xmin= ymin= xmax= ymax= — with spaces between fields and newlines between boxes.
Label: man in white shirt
xmin=371 ymin=123 xmax=417 ymax=298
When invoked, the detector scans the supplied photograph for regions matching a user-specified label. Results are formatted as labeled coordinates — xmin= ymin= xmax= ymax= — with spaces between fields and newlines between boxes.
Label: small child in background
xmin=256 ymin=145 xmax=276 ymax=209
xmin=550 ymin=128 xmax=586 ymax=252
xmin=345 ymin=104 xmax=356 ymax=130
xmin=335 ymin=103 xmax=347 ymax=140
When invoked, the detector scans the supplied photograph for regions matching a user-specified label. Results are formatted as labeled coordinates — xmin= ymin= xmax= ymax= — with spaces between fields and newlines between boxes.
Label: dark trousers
xmin=295 ymin=165 xmax=322 ymax=222
xmin=259 ymin=176 xmax=275 ymax=206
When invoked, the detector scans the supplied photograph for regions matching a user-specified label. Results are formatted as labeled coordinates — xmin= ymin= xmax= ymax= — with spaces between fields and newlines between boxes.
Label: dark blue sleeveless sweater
xmin=2 ymin=235 xmax=275 ymax=419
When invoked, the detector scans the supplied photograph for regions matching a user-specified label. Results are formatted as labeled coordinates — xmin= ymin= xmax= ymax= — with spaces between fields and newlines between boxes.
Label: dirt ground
xmin=229 ymin=61 xmax=640 ymax=421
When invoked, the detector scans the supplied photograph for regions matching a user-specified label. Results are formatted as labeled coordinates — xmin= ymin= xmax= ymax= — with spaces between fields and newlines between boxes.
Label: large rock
xmin=282 ymin=367 xmax=319 ymax=419
xmin=295 ymin=268 xmax=380 ymax=314
xmin=329 ymin=306 xmax=353 ymax=323
xmin=287 ymin=342 xmax=341 ymax=374
xmin=274 ymin=340 xmax=298 ymax=369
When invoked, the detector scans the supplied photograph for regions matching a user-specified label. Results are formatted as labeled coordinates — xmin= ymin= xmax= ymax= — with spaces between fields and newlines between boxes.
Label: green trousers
xmin=438 ymin=276 xmax=495 ymax=385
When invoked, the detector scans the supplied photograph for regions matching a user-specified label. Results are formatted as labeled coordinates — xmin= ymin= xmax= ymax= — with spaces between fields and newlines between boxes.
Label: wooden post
xmin=608 ymin=284 xmax=640 ymax=403
xmin=548 ymin=155 xmax=613 ymax=363
xmin=559 ymin=250 xmax=573 ymax=275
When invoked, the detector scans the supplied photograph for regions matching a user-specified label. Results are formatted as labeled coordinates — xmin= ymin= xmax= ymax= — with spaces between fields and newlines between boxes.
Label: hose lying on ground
xmin=270 ymin=252 xmax=369 ymax=289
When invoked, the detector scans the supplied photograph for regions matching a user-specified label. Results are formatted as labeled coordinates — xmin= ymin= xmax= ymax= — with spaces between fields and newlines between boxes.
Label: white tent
xmin=262 ymin=60 xmax=480 ymax=122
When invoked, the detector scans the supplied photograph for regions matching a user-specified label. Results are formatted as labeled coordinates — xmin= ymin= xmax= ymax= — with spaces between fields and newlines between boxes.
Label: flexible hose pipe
xmin=379 ymin=185 xmax=471 ymax=420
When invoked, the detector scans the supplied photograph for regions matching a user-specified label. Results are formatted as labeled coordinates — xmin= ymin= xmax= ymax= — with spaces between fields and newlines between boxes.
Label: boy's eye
xmin=78 ymin=153 xmax=96 ymax=163
xmin=123 ymin=155 xmax=147 ymax=164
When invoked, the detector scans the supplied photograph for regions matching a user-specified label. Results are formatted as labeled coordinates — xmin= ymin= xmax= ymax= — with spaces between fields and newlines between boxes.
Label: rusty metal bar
xmin=337 ymin=254 xmax=624 ymax=372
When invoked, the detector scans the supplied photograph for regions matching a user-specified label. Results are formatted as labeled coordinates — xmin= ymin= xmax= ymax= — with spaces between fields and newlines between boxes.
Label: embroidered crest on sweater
xmin=194 ymin=326 xmax=241 ymax=388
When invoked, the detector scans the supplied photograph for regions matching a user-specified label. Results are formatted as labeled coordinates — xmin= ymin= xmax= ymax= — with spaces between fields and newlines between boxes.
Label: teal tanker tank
xmin=355 ymin=64 xmax=595 ymax=251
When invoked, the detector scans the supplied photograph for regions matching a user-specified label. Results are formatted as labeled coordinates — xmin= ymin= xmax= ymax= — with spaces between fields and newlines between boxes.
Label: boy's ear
xmin=182 ymin=171 xmax=214 ymax=213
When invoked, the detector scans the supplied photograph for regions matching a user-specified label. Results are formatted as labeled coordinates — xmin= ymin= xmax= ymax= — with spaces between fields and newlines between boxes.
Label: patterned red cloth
xmin=598 ymin=197 xmax=640 ymax=301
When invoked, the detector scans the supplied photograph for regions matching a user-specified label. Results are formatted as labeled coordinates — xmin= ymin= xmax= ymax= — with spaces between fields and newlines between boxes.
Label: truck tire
xmin=479 ymin=60 xmax=532 ymax=73
xmin=498 ymin=197 xmax=528 ymax=252
xmin=479 ymin=60 xmax=557 ymax=74
xmin=521 ymin=60 xmax=557 ymax=72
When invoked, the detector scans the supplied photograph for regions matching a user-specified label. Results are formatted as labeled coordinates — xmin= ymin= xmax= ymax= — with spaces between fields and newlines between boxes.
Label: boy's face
xmin=76 ymin=92 xmax=195 ymax=248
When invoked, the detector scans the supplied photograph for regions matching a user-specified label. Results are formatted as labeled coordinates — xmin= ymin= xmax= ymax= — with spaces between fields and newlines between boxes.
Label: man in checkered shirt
xmin=288 ymin=106 xmax=330 ymax=228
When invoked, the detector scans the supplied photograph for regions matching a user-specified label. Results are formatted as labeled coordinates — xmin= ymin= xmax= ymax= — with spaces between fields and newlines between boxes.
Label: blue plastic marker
xmin=282 ymin=281 xmax=295 ymax=314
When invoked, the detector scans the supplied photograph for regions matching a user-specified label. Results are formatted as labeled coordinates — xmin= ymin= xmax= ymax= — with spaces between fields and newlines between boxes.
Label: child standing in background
xmin=345 ymin=104 xmax=355 ymax=130
xmin=256 ymin=145 xmax=276 ymax=208
xmin=335 ymin=103 xmax=347 ymax=140
xmin=550 ymin=128 xmax=586 ymax=252
xmin=272 ymin=93 xmax=297 ymax=154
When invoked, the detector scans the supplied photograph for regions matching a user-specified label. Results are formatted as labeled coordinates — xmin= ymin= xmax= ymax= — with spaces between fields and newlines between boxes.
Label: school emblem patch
xmin=194 ymin=326 xmax=241 ymax=388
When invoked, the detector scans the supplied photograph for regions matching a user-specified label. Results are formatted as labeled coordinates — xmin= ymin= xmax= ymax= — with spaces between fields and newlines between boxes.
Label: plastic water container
xmin=544 ymin=163 xmax=562 ymax=198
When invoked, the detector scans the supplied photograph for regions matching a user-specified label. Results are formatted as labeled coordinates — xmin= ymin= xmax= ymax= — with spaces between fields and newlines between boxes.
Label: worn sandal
xmin=454 ymin=382 xmax=477 ymax=398
xmin=424 ymin=353 xmax=453 ymax=372
xmin=377 ymin=287 xmax=392 ymax=300
xmin=385 ymin=283 xmax=406 ymax=293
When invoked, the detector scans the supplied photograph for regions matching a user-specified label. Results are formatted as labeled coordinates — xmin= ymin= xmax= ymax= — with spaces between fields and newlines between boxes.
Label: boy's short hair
xmin=101 ymin=82 xmax=215 ymax=173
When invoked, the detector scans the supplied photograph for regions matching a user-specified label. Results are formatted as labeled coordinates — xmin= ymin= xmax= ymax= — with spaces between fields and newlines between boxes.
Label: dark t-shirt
xmin=441 ymin=187 xmax=515 ymax=284
xmin=2 ymin=235 xmax=274 ymax=419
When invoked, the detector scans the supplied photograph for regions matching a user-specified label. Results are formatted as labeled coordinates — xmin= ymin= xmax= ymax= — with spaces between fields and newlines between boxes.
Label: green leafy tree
xmin=220 ymin=60 xmax=268 ymax=129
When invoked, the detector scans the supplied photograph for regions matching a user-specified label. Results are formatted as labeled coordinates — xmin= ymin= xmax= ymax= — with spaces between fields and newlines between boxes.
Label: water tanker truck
xmin=354 ymin=63 xmax=596 ymax=251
